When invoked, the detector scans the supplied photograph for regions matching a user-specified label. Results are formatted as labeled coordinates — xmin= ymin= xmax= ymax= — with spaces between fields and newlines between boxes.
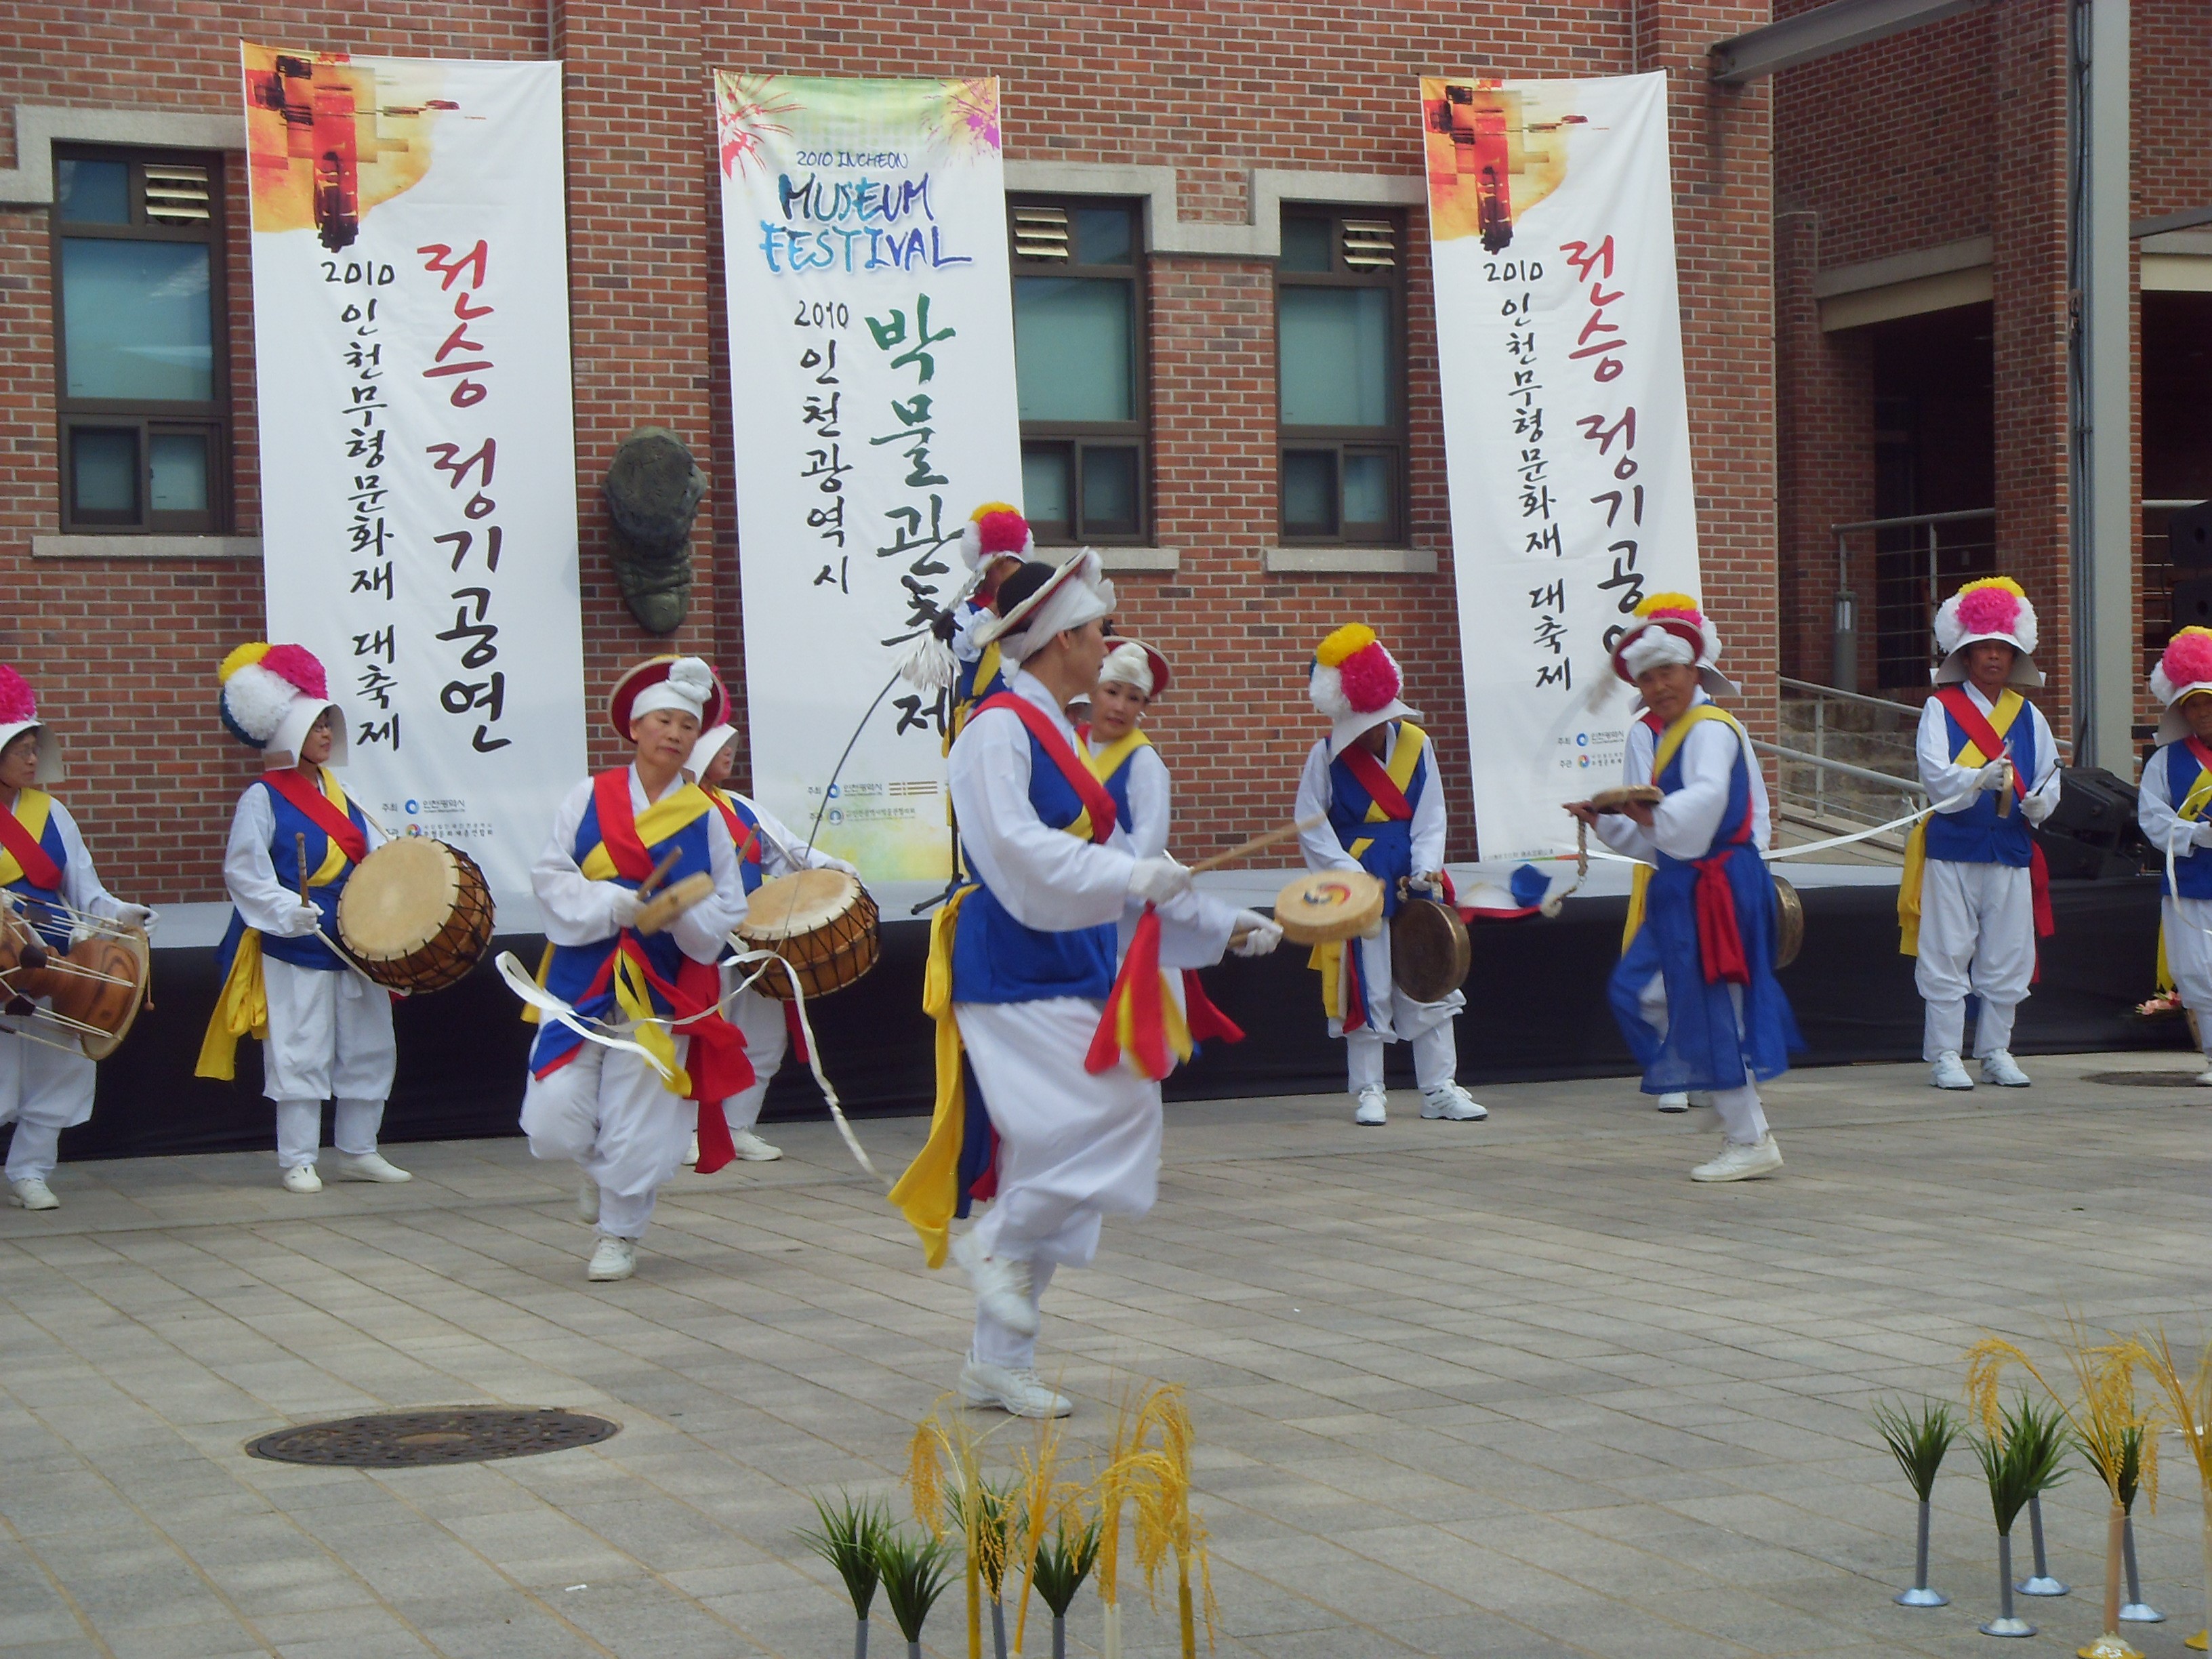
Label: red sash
xmin=975 ymin=693 xmax=1115 ymax=843
xmin=1181 ymin=970 xmax=1244 ymax=1045
xmin=1338 ymin=741 xmax=1413 ymax=820
xmin=1931 ymin=687 xmax=2055 ymax=939
xmin=705 ymin=787 xmax=764 ymax=867
xmin=0 ymin=799 xmax=62 ymax=891
xmin=264 ymin=768 xmax=370 ymax=866
xmin=2187 ymin=735 xmax=2212 ymax=784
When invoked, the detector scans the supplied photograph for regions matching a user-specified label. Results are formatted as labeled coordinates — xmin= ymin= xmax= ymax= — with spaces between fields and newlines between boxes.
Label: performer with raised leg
xmin=0 ymin=668 xmax=155 ymax=1210
xmin=1295 ymin=624 xmax=1484 ymax=1128
xmin=198 ymin=644 xmax=409 ymax=1192
xmin=520 ymin=656 xmax=752 ymax=1282
xmin=890 ymin=552 xmax=1279 ymax=1417
xmin=1897 ymin=578 xmax=2058 ymax=1090
xmin=1568 ymin=595 xmax=1797 ymax=1181
xmin=2137 ymin=628 xmax=2212 ymax=1083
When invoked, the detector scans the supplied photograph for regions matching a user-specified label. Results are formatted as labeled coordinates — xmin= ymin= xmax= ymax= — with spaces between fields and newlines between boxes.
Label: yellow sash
xmin=0 ymin=789 xmax=54 ymax=886
xmin=1621 ymin=864 xmax=1652 ymax=954
xmin=1311 ymin=726 xmax=1429 ymax=1006
xmin=1898 ymin=691 xmax=2025 ymax=956
xmin=889 ymin=884 xmax=975 ymax=1267
xmin=1086 ymin=728 xmax=1152 ymax=785
xmin=1613 ymin=705 xmax=1744 ymax=953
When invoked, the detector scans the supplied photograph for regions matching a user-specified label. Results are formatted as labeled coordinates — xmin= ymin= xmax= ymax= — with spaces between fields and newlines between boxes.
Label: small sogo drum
xmin=1590 ymin=783 xmax=1663 ymax=814
xmin=338 ymin=838 xmax=495 ymax=994
xmin=1391 ymin=895 xmax=1471 ymax=1002
xmin=735 ymin=869 xmax=881 ymax=1000
xmin=635 ymin=872 xmax=716 ymax=937
xmin=1771 ymin=874 xmax=1804 ymax=970
xmin=9 ymin=925 xmax=151 ymax=1060
xmin=1272 ymin=870 xmax=1385 ymax=945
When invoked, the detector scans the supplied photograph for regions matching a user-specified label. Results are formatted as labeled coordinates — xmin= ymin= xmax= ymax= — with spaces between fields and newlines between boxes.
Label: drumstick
xmin=633 ymin=848 xmax=683 ymax=902
xmin=295 ymin=832 xmax=310 ymax=904
xmin=1187 ymin=815 xmax=1328 ymax=876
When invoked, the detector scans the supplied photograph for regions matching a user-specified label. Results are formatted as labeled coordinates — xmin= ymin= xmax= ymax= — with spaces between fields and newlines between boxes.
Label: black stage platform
xmin=39 ymin=872 xmax=2179 ymax=1164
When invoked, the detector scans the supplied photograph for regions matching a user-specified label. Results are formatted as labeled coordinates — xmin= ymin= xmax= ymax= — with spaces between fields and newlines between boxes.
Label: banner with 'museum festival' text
xmin=1423 ymin=72 xmax=1703 ymax=862
xmin=243 ymin=46 xmax=583 ymax=908
xmin=716 ymin=73 xmax=1022 ymax=883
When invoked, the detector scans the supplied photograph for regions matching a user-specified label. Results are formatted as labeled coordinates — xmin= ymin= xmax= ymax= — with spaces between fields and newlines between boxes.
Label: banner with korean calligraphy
xmin=242 ymin=46 xmax=583 ymax=909
xmin=1422 ymin=72 xmax=1702 ymax=862
xmin=715 ymin=73 xmax=1021 ymax=882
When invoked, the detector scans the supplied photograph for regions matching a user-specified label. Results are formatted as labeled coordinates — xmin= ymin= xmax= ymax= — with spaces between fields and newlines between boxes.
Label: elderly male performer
xmin=893 ymin=551 xmax=1279 ymax=1418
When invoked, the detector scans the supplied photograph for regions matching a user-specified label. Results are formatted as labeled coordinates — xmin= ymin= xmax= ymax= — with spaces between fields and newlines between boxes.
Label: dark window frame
xmin=52 ymin=142 xmax=231 ymax=535
xmin=1275 ymin=205 xmax=1408 ymax=546
xmin=1007 ymin=194 xmax=1149 ymax=546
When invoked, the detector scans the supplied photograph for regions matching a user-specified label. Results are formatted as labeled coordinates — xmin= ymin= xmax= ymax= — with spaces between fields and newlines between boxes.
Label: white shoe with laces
xmin=730 ymin=1130 xmax=783 ymax=1162
xmin=2196 ymin=1063 xmax=2212 ymax=1086
xmin=577 ymin=1175 xmax=600 ymax=1225
xmin=683 ymin=1134 xmax=699 ymax=1166
xmin=328 ymin=1151 xmax=411 ymax=1183
xmin=1419 ymin=1082 xmax=1488 ymax=1121
xmin=1690 ymin=1134 xmax=1784 ymax=1183
xmin=8 ymin=1176 xmax=59 ymax=1210
xmin=951 ymin=1231 xmax=1038 ymax=1336
xmin=1353 ymin=1086 xmax=1388 ymax=1126
xmin=281 ymin=1164 xmax=322 ymax=1194
xmin=587 ymin=1236 xmax=636 ymax=1282
xmin=1655 ymin=1092 xmax=1690 ymax=1113
xmin=1931 ymin=1050 xmax=1974 ymax=1090
xmin=960 ymin=1357 xmax=1072 ymax=1418
xmin=1980 ymin=1050 xmax=2032 ymax=1087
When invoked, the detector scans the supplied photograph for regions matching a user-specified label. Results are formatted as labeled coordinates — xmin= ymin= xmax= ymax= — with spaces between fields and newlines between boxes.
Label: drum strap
xmin=0 ymin=790 xmax=61 ymax=891
xmin=263 ymin=767 xmax=368 ymax=867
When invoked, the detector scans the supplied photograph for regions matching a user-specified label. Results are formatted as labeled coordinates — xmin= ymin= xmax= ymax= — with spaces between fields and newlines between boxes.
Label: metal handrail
xmin=1778 ymin=675 xmax=1919 ymax=718
xmin=1830 ymin=508 xmax=1996 ymax=535
xmin=1753 ymin=738 xmax=1927 ymax=795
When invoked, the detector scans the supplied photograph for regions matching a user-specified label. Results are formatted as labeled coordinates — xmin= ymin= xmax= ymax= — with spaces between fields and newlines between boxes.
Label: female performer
xmin=2138 ymin=627 xmax=2212 ymax=1082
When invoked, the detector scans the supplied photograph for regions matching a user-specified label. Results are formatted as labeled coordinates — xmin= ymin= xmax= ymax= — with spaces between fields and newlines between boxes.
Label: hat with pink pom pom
xmin=1932 ymin=577 xmax=2042 ymax=687
xmin=0 ymin=666 xmax=62 ymax=784
xmin=1310 ymin=624 xmax=1422 ymax=758
xmin=2151 ymin=626 xmax=2212 ymax=743
xmin=216 ymin=642 xmax=348 ymax=767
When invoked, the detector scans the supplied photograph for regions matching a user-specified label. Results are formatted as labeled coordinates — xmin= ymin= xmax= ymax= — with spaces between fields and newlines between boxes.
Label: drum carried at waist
xmin=735 ymin=869 xmax=880 ymax=1001
xmin=0 ymin=907 xmax=152 ymax=1060
xmin=337 ymin=838 xmax=495 ymax=994
xmin=1272 ymin=870 xmax=1385 ymax=945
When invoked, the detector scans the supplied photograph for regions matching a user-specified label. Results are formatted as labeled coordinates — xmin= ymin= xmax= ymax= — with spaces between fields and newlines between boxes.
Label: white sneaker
xmin=1690 ymin=1134 xmax=1784 ymax=1183
xmin=1655 ymin=1091 xmax=1690 ymax=1113
xmin=587 ymin=1236 xmax=636 ymax=1282
xmin=730 ymin=1130 xmax=783 ymax=1162
xmin=1931 ymin=1050 xmax=1974 ymax=1090
xmin=959 ymin=1357 xmax=1072 ymax=1419
xmin=281 ymin=1164 xmax=323 ymax=1195
xmin=683 ymin=1134 xmax=699 ymax=1166
xmin=1980 ymin=1050 xmax=2032 ymax=1088
xmin=8 ymin=1176 xmax=59 ymax=1211
xmin=951 ymin=1231 xmax=1038 ymax=1336
xmin=1686 ymin=1091 xmax=1716 ymax=1108
xmin=1354 ymin=1086 xmax=1389 ymax=1126
xmin=1419 ymin=1082 xmax=1488 ymax=1121
xmin=328 ymin=1151 xmax=411 ymax=1183
xmin=2196 ymin=1065 xmax=2212 ymax=1086
xmin=577 ymin=1175 xmax=600 ymax=1225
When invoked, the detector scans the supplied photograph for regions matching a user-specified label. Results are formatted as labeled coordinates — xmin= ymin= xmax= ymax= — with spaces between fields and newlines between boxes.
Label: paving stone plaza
xmin=2 ymin=1054 xmax=2207 ymax=1658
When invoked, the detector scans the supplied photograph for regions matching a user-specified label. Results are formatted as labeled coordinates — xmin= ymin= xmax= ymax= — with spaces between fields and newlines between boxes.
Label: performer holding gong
xmin=1295 ymin=624 xmax=1484 ymax=1128
xmin=520 ymin=656 xmax=752 ymax=1282
xmin=197 ymin=643 xmax=409 ymax=1192
xmin=0 ymin=667 xmax=155 ymax=1210
xmin=1566 ymin=596 xmax=1797 ymax=1181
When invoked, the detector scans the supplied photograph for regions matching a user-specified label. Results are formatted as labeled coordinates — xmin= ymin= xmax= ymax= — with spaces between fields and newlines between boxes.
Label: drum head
xmin=1590 ymin=784 xmax=1664 ymax=813
xmin=1391 ymin=897 xmax=1471 ymax=1003
xmin=340 ymin=839 xmax=459 ymax=961
xmin=740 ymin=869 xmax=861 ymax=942
xmin=77 ymin=928 xmax=149 ymax=1062
xmin=1273 ymin=870 xmax=1385 ymax=945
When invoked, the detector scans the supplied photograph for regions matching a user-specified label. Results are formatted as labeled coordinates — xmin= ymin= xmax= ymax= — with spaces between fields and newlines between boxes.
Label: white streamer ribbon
xmin=494 ymin=949 xmax=675 ymax=1080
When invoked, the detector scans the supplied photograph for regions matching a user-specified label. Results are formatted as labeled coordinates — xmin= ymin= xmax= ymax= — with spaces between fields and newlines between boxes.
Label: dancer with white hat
xmin=1568 ymin=594 xmax=1797 ymax=1181
xmin=520 ymin=655 xmax=754 ymax=1281
xmin=1294 ymin=624 xmax=1484 ymax=1128
xmin=2137 ymin=627 xmax=2212 ymax=1082
xmin=943 ymin=502 xmax=1033 ymax=749
xmin=197 ymin=643 xmax=409 ymax=1191
xmin=683 ymin=718 xmax=858 ymax=1164
xmin=0 ymin=666 xmax=155 ymax=1210
xmin=1898 ymin=577 xmax=2059 ymax=1090
xmin=890 ymin=551 xmax=1279 ymax=1417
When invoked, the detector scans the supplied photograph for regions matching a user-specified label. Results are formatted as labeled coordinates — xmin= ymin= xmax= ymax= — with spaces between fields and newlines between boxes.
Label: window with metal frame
xmin=1008 ymin=197 xmax=1147 ymax=545
xmin=52 ymin=145 xmax=229 ymax=534
xmin=1275 ymin=207 xmax=1406 ymax=545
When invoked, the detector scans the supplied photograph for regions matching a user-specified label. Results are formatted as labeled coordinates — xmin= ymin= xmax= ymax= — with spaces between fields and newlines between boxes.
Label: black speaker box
xmin=2166 ymin=498 xmax=2212 ymax=571
xmin=2030 ymin=765 xmax=2151 ymax=880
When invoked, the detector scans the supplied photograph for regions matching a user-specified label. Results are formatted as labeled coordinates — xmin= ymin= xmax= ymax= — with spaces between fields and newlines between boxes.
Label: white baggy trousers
xmin=263 ymin=958 xmax=397 ymax=1170
xmin=1914 ymin=860 xmax=2034 ymax=1060
xmin=0 ymin=1027 xmax=94 ymax=1183
xmin=520 ymin=1038 xmax=695 ymax=1240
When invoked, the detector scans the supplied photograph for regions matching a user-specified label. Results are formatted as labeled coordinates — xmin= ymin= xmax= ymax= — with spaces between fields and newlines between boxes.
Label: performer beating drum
xmin=197 ymin=643 xmax=410 ymax=1193
xmin=0 ymin=666 xmax=156 ymax=1211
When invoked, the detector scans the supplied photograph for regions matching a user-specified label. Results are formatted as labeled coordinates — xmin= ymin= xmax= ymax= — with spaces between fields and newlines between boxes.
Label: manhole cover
xmin=2083 ymin=1071 xmax=2209 ymax=1089
xmin=246 ymin=1408 xmax=618 ymax=1467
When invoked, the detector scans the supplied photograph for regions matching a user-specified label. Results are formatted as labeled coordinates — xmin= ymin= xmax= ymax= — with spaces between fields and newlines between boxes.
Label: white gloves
xmin=819 ymin=855 xmax=861 ymax=878
xmin=1128 ymin=856 xmax=1194 ymax=907
xmin=272 ymin=903 xmax=323 ymax=939
xmin=1410 ymin=869 xmax=1443 ymax=895
xmin=1973 ymin=758 xmax=2011 ymax=792
xmin=607 ymin=886 xmax=644 ymax=930
xmin=1229 ymin=910 xmax=1282 ymax=958
xmin=115 ymin=901 xmax=157 ymax=935
xmin=2194 ymin=821 xmax=2212 ymax=849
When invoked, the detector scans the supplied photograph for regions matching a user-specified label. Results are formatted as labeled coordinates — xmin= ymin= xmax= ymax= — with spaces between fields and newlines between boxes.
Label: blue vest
xmin=953 ymin=725 xmax=1118 ymax=1003
xmin=1653 ymin=720 xmax=1754 ymax=867
xmin=1923 ymin=695 xmax=2038 ymax=868
xmin=3 ymin=802 xmax=72 ymax=951
xmin=216 ymin=777 xmax=373 ymax=975
xmin=2159 ymin=741 xmax=2212 ymax=899
xmin=1326 ymin=724 xmax=1428 ymax=919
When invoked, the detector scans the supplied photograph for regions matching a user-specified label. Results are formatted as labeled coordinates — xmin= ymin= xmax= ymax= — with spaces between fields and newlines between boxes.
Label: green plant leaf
xmin=1872 ymin=1397 xmax=1957 ymax=1501
xmin=797 ymin=1492 xmax=890 ymax=1618
xmin=875 ymin=1524 xmax=955 ymax=1643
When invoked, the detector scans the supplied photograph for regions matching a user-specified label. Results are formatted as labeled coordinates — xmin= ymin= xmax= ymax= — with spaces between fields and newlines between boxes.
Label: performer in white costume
xmin=681 ymin=718 xmax=858 ymax=1166
xmin=199 ymin=642 xmax=408 ymax=1193
xmin=0 ymin=667 xmax=155 ymax=1210
xmin=890 ymin=552 xmax=1279 ymax=1418
xmin=2137 ymin=627 xmax=2212 ymax=1083
xmin=1084 ymin=640 xmax=1172 ymax=857
xmin=1898 ymin=578 xmax=2060 ymax=1090
xmin=520 ymin=657 xmax=752 ymax=1282
xmin=1295 ymin=624 xmax=1484 ymax=1127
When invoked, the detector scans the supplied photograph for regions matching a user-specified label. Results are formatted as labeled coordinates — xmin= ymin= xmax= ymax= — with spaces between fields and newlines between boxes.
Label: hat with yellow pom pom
xmin=217 ymin=642 xmax=347 ymax=768
xmin=1932 ymin=575 xmax=2042 ymax=687
xmin=0 ymin=665 xmax=63 ymax=784
xmin=1310 ymin=624 xmax=1422 ymax=757
xmin=1608 ymin=592 xmax=1738 ymax=701
xmin=2151 ymin=626 xmax=2212 ymax=743
xmin=958 ymin=500 xmax=1036 ymax=574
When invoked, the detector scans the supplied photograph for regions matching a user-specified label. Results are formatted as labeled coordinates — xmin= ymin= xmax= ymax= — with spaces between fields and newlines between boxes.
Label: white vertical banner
xmin=715 ymin=73 xmax=1021 ymax=883
xmin=1422 ymin=73 xmax=1702 ymax=861
xmin=243 ymin=46 xmax=583 ymax=908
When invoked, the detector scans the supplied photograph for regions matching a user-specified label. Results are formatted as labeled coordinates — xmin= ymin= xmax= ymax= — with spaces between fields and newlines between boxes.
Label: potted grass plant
xmin=1875 ymin=1397 xmax=1959 ymax=1607
xmin=1008 ymin=1406 xmax=1080 ymax=1659
xmin=1968 ymin=1395 xmax=2070 ymax=1637
xmin=876 ymin=1525 xmax=955 ymax=1659
xmin=798 ymin=1492 xmax=890 ymax=1659
xmin=1031 ymin=1514 xmax=1103 ymax=1659
xmin=1122 ymin=1385 xmax=1216 ymax=1659
xmin=2139 ymin=1328 xmax=2212 ymax=1650
xmin=909 ymin=1399 xmax=999 ymax=1659
xmin=2113 ymin=1423 xmax=2163 ymax=1624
